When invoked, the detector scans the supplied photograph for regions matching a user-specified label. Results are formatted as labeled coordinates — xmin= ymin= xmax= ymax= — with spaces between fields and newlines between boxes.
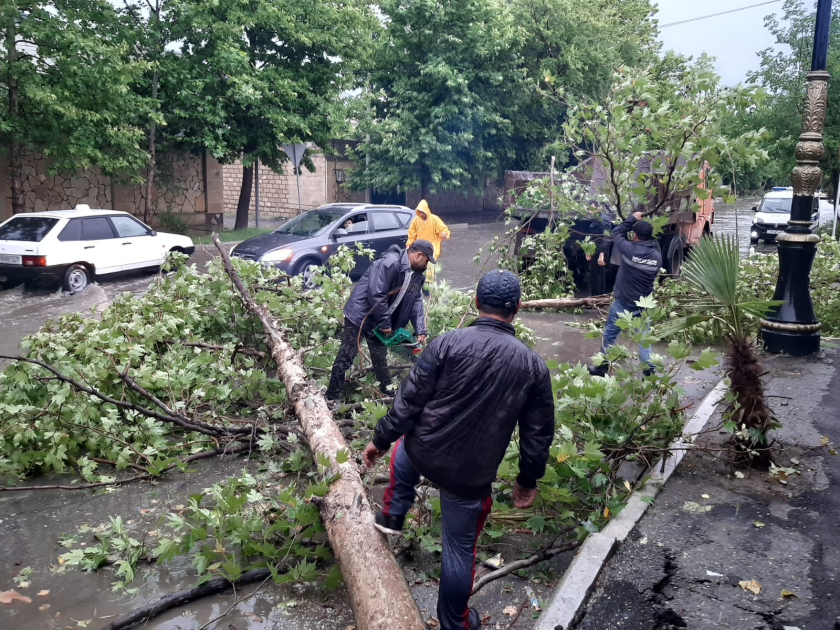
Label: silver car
xmin=231 ymin=203 xmax=414 ymax=280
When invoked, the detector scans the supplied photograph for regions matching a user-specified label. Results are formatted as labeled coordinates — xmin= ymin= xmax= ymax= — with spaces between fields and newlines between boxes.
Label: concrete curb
xmin=535 ymin=379 xmax=728 ymax=630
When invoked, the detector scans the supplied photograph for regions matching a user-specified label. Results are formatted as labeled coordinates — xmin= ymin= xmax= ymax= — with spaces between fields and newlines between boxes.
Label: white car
xmin=750 ymin=187 xmax=819 ymax=243
xmin=0 ymin=206 xmax=195 ymax=292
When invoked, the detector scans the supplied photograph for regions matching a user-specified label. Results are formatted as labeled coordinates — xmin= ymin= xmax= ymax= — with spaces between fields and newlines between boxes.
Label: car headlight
xmin=261 ymin=248 xmax=294 ymax=263
xmin=754 ymin=217 xmax=764 ymax=225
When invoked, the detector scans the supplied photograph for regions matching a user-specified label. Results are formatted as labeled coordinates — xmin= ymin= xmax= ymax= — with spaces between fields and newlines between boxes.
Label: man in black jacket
xmin=326 ymin=240 xmax=434 ymax=402
xmin=588 ymin=211 xmax=662 ymax=377
xmin=362 ymin=270 xmax=555 ymax=630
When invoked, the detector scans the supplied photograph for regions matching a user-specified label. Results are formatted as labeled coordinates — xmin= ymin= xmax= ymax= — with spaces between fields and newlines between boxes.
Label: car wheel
xmin=62 ymin=264 xmax=89 ymax=293
xmin=164 ymin=248 xmax=188 ymax=271
xmin=294 ymin=258 xmax=321 ymax=290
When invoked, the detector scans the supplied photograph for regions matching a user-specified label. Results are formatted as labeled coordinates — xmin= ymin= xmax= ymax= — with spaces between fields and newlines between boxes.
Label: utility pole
xmin=760 ymin=0 xmax=833 ymax=356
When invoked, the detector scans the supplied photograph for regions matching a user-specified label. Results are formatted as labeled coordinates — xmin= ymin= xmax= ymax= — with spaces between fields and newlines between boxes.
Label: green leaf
xmin=325 ymin=564 xmax=344 ymax=589
xmin=691 ymin=348 xmax=719 ymax=371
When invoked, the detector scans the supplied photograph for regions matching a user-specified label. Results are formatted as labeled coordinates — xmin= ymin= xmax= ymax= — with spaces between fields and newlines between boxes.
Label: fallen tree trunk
xmin=213 ymin=236 xmax=425 ymax=630
xmin=520 ymin=295 xmax=611 ymax=310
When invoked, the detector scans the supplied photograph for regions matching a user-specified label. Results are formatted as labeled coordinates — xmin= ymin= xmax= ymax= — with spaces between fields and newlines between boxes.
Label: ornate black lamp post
xmin=761 ymin=0 xmax=833 ymax=356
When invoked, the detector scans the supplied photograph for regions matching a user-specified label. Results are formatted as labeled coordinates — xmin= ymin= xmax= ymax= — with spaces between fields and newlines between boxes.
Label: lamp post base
xmin=760 ymin=328 xmax=821 ymax=356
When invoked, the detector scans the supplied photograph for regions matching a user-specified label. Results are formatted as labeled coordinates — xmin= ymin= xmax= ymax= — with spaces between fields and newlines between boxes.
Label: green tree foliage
xmin=563 ymin=55 xmax=767 ymax=221
xmin=349 ymin=0 xmax=520 ymax=198
xmin=740 ymin=0 xmax=840 ymax=192
xmin=510 ymin=0 xmax=659 ymax=169
xmin=0 ymin=0 xmax=153 ymax=213
xmin=163 ymin=0 xmax=376 ymax=228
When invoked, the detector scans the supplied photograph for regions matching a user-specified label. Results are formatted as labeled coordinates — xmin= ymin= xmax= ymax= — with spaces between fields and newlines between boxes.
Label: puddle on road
xmin=0 ymin=459 xmax=354 ymax=630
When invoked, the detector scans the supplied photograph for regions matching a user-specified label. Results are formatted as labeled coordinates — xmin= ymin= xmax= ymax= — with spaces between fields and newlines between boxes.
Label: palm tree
xmin=660 ymin=235 xmax=780 ymax=466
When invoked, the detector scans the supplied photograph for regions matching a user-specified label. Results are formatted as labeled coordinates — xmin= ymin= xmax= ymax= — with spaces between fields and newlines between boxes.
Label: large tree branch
xmin=471 ymin=540 xmax=581 ymax=595
xmin=520 ymin=295 xmax=612 ymax=310
xmin=212 ymin=235 xmax=426 ymax=630
xmin=103 ymin=568 xmax=272 ymax=630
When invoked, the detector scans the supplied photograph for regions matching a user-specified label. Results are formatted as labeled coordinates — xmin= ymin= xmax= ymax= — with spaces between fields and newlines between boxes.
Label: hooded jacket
xmin=612 ymin=216 xmax=662 ymax=307
xmin=343 ymin=245 xmax=427 ymax=335
xmin=372 ymin=318 xmax=555 ymax=500
xmin=407 ymin=200 xmax=450 ymax=260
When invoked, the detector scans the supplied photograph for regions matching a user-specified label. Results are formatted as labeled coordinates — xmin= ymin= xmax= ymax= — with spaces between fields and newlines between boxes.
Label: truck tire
xmin=664 ymin=235 xmax=686 ymax=278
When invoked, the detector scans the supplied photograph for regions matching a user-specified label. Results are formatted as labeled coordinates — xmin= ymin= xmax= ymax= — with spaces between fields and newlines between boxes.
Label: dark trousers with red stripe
xmin=384 ymin=439 xmax=492 ymax=630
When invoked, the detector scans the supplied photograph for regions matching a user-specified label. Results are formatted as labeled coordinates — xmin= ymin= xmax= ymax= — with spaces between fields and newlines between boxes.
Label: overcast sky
xmin=655 ymin=0 xmax=798 ymax=86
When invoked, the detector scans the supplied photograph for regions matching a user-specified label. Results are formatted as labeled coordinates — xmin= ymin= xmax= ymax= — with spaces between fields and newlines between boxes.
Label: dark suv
xmin=231 ymin=203 xmax=414 ymax=280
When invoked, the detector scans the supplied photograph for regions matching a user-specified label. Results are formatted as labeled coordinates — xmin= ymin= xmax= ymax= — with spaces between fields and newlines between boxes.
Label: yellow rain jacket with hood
xmin=407 ymin=200 xmax=449 ymax=258
xmin=407 ymin=200 xmax=449 ymax=282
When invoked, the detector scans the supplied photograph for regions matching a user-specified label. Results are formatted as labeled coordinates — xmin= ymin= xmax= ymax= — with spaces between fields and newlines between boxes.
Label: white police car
xmin=0 ymin=205 xmax=195 ymax=292
xmin=750 ymin=187 xmax=819 ymax=244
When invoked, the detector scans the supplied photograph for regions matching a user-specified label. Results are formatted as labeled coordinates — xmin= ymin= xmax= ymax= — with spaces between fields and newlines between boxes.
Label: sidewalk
xmin=574 ymin=347 xmax=840 ymax=630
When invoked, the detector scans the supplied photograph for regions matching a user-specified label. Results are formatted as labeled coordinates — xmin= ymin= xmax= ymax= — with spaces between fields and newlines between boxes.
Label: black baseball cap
xmin=410 ymin=239 xmax=436 ymax=264
xmin=477 ymin=270 xmax=521 ymax=310
xmin=632 ymin=220 xmax=654 ymax=240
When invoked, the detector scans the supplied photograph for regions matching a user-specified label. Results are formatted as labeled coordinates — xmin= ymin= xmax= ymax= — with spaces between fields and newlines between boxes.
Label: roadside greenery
xmin=562 ymin=55 xmax=767 ymax=224
xmin=0 ymin=243 xmax=709 ymax=595
xmin=660 ymin=237 xmax=780 ymax=463
xmin=658 ymin=238 xmax=840 ymax=341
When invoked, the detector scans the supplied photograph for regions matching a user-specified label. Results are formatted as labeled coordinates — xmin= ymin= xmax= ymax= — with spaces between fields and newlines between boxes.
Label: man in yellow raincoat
xmin=407 ymin=199 xmax=450 ymax=286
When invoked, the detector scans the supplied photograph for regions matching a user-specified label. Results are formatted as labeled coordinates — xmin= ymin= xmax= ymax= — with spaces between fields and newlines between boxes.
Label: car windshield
xmin=761 ymin=198 xmax=792 ymax=213
xmin=0 ymin=216 xmax=59 ymax=242
xmin=274 ymin=208 xmax=347 ymax=237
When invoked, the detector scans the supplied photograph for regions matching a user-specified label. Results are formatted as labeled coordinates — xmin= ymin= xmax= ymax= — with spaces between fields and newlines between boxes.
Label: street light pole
xmin=761 ymin=0 xmax=833 ymax=356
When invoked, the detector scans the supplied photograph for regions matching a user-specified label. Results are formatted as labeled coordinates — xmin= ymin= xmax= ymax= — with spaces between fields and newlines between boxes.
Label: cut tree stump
xmin=520 ymin=295 xmax=612 ymax=310
xmin=213 ymin=236 xmax=426 ymax=630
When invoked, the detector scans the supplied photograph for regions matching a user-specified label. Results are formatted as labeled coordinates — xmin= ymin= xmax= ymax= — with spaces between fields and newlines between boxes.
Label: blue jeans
xmin=601 ymin=300 xmax=653 ymax=368
xmin=383 ymin=439 xmax=492 ymax=630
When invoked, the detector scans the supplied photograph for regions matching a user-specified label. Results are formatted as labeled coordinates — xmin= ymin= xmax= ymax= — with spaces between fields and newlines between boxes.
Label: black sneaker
xmin=468 ymin=608 xmax=482 ymax=629
xmin=643 ymin=367 xmax=656 ymax=377
xmin=374 ymin=512 xmax=405 ymax=535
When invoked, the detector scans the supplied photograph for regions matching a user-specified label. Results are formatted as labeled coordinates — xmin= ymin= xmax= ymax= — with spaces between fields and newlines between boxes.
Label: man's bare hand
xmin=598 ymin=253 xmax=606 ymax=267
xmin=363 ymin=441 xmax=388 ymax=468
xmin=633 ymin=211 xmax=643 ymax=221
xmin=512 ymin=482 xmax=537 ymax=509
xmin=585 ymin=254 xmax=593 ymax=262
xmin=417 ymin=334 xmax=428 ymax=344
xmin=380 ymin=327 xmax=393 ymax=336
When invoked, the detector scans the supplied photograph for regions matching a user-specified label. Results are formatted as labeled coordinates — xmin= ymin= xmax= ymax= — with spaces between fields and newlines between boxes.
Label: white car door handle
xmin=84 ymin=246 xmax=95 ymax=250
xmin=122 ymin=242 xmax=132 ymax=245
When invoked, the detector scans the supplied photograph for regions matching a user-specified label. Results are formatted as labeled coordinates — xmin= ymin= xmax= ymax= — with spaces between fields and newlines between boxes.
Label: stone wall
xmin=0 ymin=152 xmax=111 ymax=219
xmin=113 ymin=153 xmax=206 ymax=217
xmin=0 ymin=148 xmax=223 ymax=226
xmin=223 ymin=151 xmax=331 ymax=218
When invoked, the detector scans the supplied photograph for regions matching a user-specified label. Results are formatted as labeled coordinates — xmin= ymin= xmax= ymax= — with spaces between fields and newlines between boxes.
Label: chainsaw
xmin=373 ymin=327 xmax=424 ymax=360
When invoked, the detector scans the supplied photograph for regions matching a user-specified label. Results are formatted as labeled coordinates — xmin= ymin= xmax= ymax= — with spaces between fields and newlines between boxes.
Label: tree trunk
xmin=7 ymin=19 xmax=24 ymax=215
xmin=235 ymin=162 xmax=254 ymax=231
xmin=420 ymin=163 xmax=430 ymax=200
xmin=213 ymin=236 xmax=426 ymax=630
xmin=143 ymin=69 xmax=160 ymax=224
xmin=519 ymin=295 xmax=612 ymax=310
